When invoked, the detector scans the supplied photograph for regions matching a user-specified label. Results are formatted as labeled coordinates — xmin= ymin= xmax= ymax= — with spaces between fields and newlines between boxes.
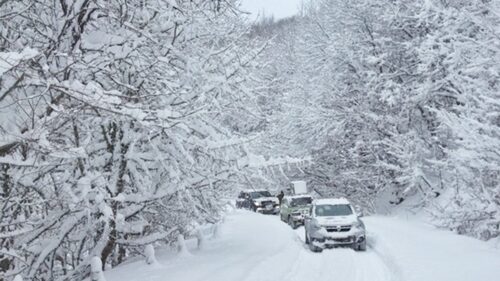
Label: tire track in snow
xmin=238 ymin=243 xmax=298 ymax=281
xmin=177 ymin=213 xmax=400 ymax=281
xmin=281 ymin=228 xmax=326 ymax=281
xmin=365 ymin=232 xmax=405 ymax=281
xmin=221 ymin=212 xmax=305 ymax=281
xmin=187 ymin=212 xmax=295 ymax=281
xmin=292 ymin=224 xmax=398 ymax=281
xmin=191 ymin=251 xmax=260 ymax=281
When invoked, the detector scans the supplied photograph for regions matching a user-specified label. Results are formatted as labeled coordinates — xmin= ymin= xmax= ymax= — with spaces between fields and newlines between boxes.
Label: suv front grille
xmin=327 ymin=237 xmax=353 ymax=243
xmin=260 ymin=200 xmax=274 ymax=206
xmin=325 ymin=225 xmax=351 ymax=232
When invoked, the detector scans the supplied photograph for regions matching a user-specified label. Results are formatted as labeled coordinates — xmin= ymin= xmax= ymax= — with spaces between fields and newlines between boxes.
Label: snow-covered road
xmin=105 ymin=210 xmax=500 ymax=281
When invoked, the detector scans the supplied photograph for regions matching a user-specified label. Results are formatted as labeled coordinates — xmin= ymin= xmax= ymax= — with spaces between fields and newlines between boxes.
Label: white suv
xmin=304 ymin=198 xmax=366 ymax=252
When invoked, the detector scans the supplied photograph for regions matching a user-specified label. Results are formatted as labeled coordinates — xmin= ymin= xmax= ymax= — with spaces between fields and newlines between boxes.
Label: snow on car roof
xmin=313 ymin=198 xmax=351 ymax=205
xmin=285 ymin=194 xmax=313 ymax=199
xmin=242 ymin=189 xmax=270 ymax=193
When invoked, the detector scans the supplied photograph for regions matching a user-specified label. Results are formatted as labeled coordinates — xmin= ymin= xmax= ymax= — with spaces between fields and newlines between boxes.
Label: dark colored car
xmin=236 ymin=190 xmax=280 ymax=214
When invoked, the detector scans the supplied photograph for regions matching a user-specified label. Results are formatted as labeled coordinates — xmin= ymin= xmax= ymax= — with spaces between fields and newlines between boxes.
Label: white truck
xmin=304 ymin=198 xmax=367 ymax=252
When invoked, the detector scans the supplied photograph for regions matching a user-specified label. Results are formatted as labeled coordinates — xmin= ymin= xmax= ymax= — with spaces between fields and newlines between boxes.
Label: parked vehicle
xmin=304 ymin=198 xmax=366 ymax=252
xmin=236 ymin=190 xmax=280 ymax=214
xmin=280 ymin=195 xmax=313 ymax=229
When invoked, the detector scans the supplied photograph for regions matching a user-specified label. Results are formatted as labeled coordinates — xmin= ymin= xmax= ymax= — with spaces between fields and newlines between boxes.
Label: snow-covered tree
xmin=0 ymin=1 xmax=264 ymax=280
xmin=410 ymin=0 xmax=500 ymax=239
xmin=251 ymin=0 xmax=500 ymax=237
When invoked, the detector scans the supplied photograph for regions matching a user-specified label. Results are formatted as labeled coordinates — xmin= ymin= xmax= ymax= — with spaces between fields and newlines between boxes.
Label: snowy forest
xmin=0 ymin=0 xmax=499 ymax=280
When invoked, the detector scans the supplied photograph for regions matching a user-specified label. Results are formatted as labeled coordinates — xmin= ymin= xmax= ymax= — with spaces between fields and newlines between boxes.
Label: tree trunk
xmin=100 ymin=124 xmax=129 ymax=270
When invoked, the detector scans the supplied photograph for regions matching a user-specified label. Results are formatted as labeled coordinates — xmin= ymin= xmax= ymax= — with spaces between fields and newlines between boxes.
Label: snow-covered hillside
xmin=104 ymin=211 xmax=500 ymax=281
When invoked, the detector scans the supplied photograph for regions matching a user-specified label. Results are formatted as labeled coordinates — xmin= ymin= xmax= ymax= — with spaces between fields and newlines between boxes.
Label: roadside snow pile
xmin=365 ymin=216 xmax=500 ymax=281
xmin=389 ymin=190 xmax=500 ymax=242
xmin=104 ymin=211 xmax=304 ymax=281
xmin=90 ymin=257 xmax=106 ymax=281
xmin=176 ymin=234 xmax=191 ymax=257
xmin=144 ymin=245 xmax=158 ymax=265
xmin=488 ymin=236 xmax=500 ymax=249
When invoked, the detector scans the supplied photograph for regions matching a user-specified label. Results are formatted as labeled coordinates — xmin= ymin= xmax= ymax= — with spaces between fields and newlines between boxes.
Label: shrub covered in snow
xmin=144 ymin=245 xmax=158 ymax=265
xmin=176 ymin=234 xmax=191 ymax=257
xmin=90 ymin=257 xmax=106 ymax=281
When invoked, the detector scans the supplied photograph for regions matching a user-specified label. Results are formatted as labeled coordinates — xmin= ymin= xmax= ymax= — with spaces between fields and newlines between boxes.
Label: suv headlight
xmin=254 ymin=201 xmax=261 ymax=206
xmin=353 ymin=220 xmax=365 ymax=229
xmin=312 ymin=220 xmax=323 ymax=229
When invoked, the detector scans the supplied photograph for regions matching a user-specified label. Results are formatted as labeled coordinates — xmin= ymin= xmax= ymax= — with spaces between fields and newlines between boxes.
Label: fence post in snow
xmin=177 ymin=234 xmax=190 ymax=256
xmin=196 ymin=228 xmax=205 ymax=250
xmin=145 ymin=244 xmax=158 ymax=265
xmin=90 ymin=256 xmax=106 ymax=281
xmin=211 ymin=223 xmax=220 ymax=239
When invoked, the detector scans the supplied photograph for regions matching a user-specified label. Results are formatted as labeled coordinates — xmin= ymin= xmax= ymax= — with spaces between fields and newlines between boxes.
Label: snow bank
xmin=144 ymin=244 xmax=158 ymax=265
xmin=364 ymin=216 xmax=500 ymax=281
xmin=90 ymin=256 xmax=106 ymax=281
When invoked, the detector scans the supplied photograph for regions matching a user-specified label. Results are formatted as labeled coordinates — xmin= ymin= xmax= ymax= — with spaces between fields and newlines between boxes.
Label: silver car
xmin=304 ymin=198 xmax=366 ymax=252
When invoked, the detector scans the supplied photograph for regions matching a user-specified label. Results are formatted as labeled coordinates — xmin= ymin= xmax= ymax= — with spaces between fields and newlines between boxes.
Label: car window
xmin=290 ymin=197 xmax=312 ymax=207
xmin=250 ymin=191 xmax=272 ymax=198
xmin=315 ymin=204 xmax=353 ymax=217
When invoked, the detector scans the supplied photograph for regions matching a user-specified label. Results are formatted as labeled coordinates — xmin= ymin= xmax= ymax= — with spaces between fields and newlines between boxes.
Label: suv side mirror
xmin=354 ymin=205 xmax=364 ymax=217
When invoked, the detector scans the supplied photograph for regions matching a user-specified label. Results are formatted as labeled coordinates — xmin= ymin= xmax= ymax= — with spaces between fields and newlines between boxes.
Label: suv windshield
xmin=315 ymin=204 xmax=353 ymax=216
xmin=290 ymin=197 xmax=312 ymax=207
xmin=250 ymin=191 xmax=272 ymax=199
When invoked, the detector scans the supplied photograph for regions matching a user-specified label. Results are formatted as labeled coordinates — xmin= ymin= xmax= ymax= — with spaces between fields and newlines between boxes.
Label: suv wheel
xmin=309 ymin=239 xmax=323 ymax=253
xmin=288 ymin=216 xmax=297 ymax=229
xmin=356 ymin=240 xmax=367 ymax=251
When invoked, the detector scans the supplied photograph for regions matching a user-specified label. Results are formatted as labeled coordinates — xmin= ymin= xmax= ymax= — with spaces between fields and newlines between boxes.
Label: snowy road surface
xmin=105 ymin=210 xmax=500 ymax=281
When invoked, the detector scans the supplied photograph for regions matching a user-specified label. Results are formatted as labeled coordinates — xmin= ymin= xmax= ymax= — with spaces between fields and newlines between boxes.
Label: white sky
xmin=240 ymin=0 xmax=304 ymax=20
